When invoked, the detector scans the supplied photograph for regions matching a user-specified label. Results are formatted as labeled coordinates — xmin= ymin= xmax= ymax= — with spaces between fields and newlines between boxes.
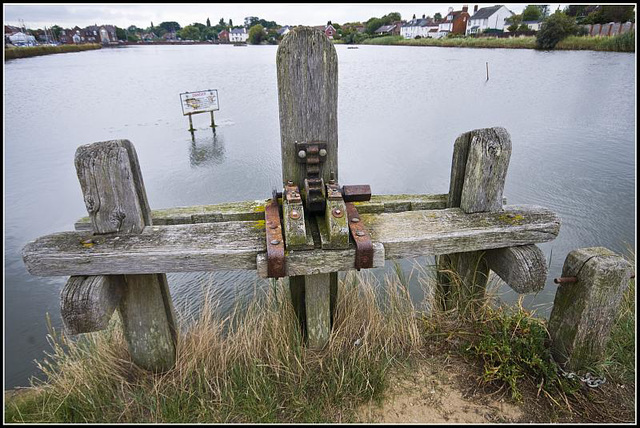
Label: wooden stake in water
xmin=210 ymin=111 xmax=216 ymax=128
xmin=188 ymin=113 xmax=195 ymax=132
xmin=486 ymin=62 xmax=489 ymax=80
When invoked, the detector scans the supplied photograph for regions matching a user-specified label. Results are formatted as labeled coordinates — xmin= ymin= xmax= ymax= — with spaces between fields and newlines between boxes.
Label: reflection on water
xmin=4 ymin=45 xmax=635 ymax=389
xmin=189 ymin=128 xmax=226 ymax=167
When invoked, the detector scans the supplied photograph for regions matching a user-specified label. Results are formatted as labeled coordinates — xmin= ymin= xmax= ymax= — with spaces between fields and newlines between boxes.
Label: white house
xmin=229 ymin=27 xmax=248 ymax=42
xmin=522 ymin=20 xmax=543 ymax=31
xmin=466 ymin=5 xmax=514 ymax=35
xmin=277 ymin=25 xmax=292 ymax=37
xmin=401 ymin=16 xmax=438 ymax=39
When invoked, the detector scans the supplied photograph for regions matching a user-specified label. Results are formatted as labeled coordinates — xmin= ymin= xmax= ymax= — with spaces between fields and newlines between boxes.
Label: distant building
xmin=437 ymin=6 xmax=470 ymax=37
xmin=373 ymin=24 xmax=399 ymax=35
xmin=277 ymin=25 xmax=292 ymax=37
xmin=522 ymin=20 xmax=543 ymax=31
xmin=324 ymin=24 xmax=336 ymax=39
xmin=218 ymin=29 xmax=229 ymax=43
xmin=401 ymin=16 xmax=438 ymax=39
xmin=82 ymin=24 xmax=117 ymax=44
xmin=466 ymin=5 xmax=514 ymax=35
xmin=229 ymin=27 xmax=248 ymax=42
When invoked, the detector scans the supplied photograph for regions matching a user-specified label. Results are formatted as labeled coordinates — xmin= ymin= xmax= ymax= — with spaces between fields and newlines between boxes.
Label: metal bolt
xmin=351 ymin=218 xmax=360 ymax=223
xmin=332 ymin=208 xmax=344 ymax=218
xmin=270 ymin=239 xmax=281 ymax=245
xmin=355 ymin=231 xmax=365 ymax=237
xmin=290 ymin=210 xmax=300 ymax=220
xmin=287 ymin=180 xmax=294 ymax=185
xmin=298 ymin=150 xmax=306 ymax=159
xmin=554 ymin=277 xmax=577 ymax=284
xmin=319 ymin=148 xmax=327 ymax=157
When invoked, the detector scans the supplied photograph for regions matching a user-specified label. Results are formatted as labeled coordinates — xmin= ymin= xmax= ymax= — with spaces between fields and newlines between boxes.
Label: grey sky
xmin=4 ymin=3 xmax=564 ymax=30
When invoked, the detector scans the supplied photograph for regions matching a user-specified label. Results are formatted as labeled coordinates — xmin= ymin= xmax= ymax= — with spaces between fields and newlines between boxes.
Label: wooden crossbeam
xmin=23 ymin=204 xmax=559 ymax=277
xmin=73 ymin=194 xmax=452 ymax=231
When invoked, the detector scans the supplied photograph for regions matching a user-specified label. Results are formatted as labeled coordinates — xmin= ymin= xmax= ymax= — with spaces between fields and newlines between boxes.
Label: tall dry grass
xmin=5 ymin=270 xmax=424 ymax=423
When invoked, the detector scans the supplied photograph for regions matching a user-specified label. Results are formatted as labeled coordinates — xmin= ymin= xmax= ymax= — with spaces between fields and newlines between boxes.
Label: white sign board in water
xmin=180 ymin=89 xmax=219 ymax=115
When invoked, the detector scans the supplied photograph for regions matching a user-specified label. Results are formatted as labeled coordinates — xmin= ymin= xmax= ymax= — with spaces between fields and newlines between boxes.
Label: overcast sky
xmin=4 ymin=3 xmax=568 ymax=30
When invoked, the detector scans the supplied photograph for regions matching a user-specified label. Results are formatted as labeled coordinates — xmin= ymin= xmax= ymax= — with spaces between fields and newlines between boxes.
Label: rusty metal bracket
xmin=265 ymin=190 xmax=285 ymax=278
xmin=345 ymin=202 xmax=374 ymax=270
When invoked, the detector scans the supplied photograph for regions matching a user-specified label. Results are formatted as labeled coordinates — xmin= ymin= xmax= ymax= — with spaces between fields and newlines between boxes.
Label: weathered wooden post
xmin=69 ymin=140 xmax=177 ymax=371
xmin=437 ymin=127 xmax=549 ymax=315
xmin=276 ymin=27 xmax=340 ymax=349
xmin=548 ymin=247 xmax=633 ymax=371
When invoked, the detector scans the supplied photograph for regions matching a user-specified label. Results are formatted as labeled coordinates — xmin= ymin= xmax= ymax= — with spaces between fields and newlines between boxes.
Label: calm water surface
xmin=4 ymin=44 xmax=635 ymax=388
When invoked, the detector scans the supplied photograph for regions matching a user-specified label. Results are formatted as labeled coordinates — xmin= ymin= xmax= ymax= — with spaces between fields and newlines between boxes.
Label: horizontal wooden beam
xmin=73 ymin=194 xmax=451 ymax=231
xmin=24 ymin=205 xmax=558 ymax=277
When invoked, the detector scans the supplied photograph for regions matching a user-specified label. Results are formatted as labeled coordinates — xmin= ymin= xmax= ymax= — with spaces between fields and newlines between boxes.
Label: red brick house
xmin=218 ymin=29 xmax=229 ymax=43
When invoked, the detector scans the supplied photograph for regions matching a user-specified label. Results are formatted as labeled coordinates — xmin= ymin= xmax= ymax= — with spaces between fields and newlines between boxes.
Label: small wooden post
xmin=548 ymin=247 xmax=633 ymax=371
xmin=486 ymin=62 xmax=489 ymax=81
xmin=437 ymin=127 xmax=511 ymax=315
xmin=188 ymin=113 xmax=195 ymax=132
xmin=75 ymin=139 xmax=177 ymax=371
xmin=277 ymin=27 xmax=339 ymax=349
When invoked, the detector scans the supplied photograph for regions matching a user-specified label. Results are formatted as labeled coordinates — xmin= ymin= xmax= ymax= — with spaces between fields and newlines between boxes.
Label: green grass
xmin=556 ymin=31 xmax=635 ymax=52
xmin=361 ymin=33 xmax=634 ymax=52
xmin=4 ymin=44 xmax=102 ymax=60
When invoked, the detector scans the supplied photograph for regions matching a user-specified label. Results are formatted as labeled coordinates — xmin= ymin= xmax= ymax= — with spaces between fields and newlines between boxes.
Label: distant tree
xmin=159 ymin=21 xmax=181 ymax=33
xmin=412 ymin=14 xmax=416 ymax=19
xmin=536 ymin=11 xmax=579 ymax=49
xmin=51 ymin=24 xmax=62 ymax=39
xmin=248 ymin=24 xmax=266 ymax=44
xmin=518 ymin=23 xmax=530 ymax=31
xmin=327 ymin=20 xmax=332 ymax=26
xmin=229 ymin=19 xmax=233 ymax=27
xmin=522 ymin=5 xmax=543 ymax=21
xmin=178 ymin=25 xmax=200 ymax=40
xmin=127 ymin=25 xmax=139 ymax=33
xmin=434 ymin=12 xmax=442 ymax=21
xmin=219 ymin=18 xmax=226 ymax=26
xmin=385 ymin=12 xmax=401 ymax=21
xmin=206 ymin=17 xmax=211 ymax=27
xmin=582 ymin=5 xmax=635 ymax=24
xmin=266 ymin=28 xmax=279 ymax=44
xmin=536 ymin=5 xmax=551 ymax=18
xmin=115 ymin=26 xmax=126 ymax=40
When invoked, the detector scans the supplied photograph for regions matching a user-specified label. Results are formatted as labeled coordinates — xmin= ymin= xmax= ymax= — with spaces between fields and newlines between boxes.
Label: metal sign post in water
xmin=179 ymin=89 xmax=219 ymax=132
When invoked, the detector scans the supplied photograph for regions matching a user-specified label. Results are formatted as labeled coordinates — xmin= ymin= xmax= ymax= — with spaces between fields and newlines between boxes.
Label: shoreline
xmin=4 ymin=43 xmax=102 ymax=60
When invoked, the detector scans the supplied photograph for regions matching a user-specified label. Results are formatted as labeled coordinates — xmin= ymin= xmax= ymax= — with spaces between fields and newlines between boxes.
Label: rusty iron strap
xmin=345 ymin=202 xmax=374 ymax=270
xmin=265 ymin=192 xmax=285 ymax=278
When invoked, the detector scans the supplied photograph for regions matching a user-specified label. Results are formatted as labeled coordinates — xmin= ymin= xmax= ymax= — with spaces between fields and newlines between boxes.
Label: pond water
xmin=4 ymin=44 xmax=635 ymax=389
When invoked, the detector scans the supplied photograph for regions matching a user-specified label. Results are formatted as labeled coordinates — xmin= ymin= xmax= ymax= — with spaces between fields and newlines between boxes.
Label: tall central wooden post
xmin=276 ymin=27 xmax=339 ymax=349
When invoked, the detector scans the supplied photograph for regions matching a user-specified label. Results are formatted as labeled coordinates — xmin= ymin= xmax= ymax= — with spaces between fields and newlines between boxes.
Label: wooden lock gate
xmin=22 ymin=27 xmax=561 ymax=372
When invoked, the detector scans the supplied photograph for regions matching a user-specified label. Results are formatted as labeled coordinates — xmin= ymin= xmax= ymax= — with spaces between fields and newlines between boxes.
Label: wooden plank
xmin=74 ymin=139 xmax=177 ymax=372
xmin=74 ymin=194 xmax=451 ymax=231
xmin=23 ymin=205 xmax=559 ymax=277
xmin=257 ymin=243 xmax=385 ymax=277
xmin=305 ymin=274 xmax=331 ymax=349
xmin=61 ymin=275 xmax=124 ymax=334
xmin=277 ymin=26 xmax=338 ymax=186
xmin=548 ymin=247 xmax=633 ymax=371
xmin=485 ymin=245 xmax=548 ymax=293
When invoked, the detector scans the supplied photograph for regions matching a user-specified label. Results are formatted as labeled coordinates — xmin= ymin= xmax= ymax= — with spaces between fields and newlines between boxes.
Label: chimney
xmin=474 ymin=5 xmax=478 ymax=13
xmin=422 ymin=14 xmax=425 ymax=19
xmin=463 ymin=5 xmax=468 ymax=13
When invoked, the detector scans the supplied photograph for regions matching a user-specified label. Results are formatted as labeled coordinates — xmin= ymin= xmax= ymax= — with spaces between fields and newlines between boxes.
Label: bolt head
xmin=270 ymin=239 xmax=281 ymax=245
xmin=351 ymin=218 xmax=360 ymax=223
xmin=290 ymin=210 xmax=300 ymax=219
xmin=319 ymin=148 xmax=327 ymax=157
xmin=356 ymin=231 xmax=365 ymax=237
xmin=298 ymin=150 xmax=306 ymax=158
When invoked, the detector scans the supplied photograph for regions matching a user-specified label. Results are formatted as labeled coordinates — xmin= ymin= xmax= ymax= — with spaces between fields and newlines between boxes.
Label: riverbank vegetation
xmin=361 ymin=31 xmax=634 ymax=52
xmin=5 ymin=257 xmax=635 ymax=423
xmin=4 ymin=44 xmax=102 ymax=60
